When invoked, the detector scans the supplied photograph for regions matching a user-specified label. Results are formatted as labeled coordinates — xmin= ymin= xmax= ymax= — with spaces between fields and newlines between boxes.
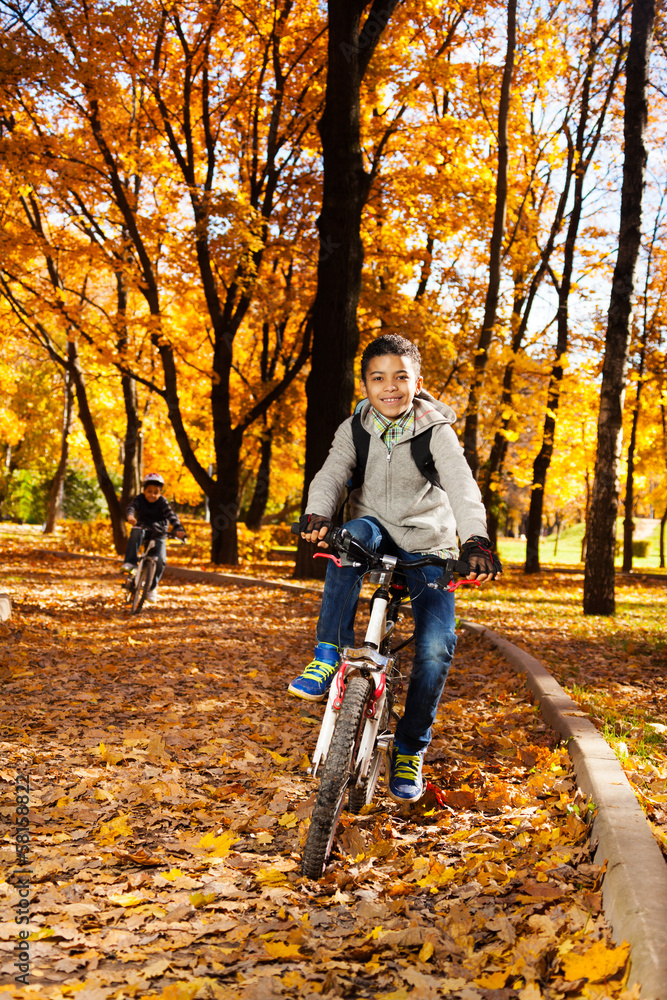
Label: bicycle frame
xmin=296 ymin=523 xmax=478 ymax=876
xmin=305 ymin=527 xmax=476 ymax=785
xmin=123 ymin=530 xmax=160 ymax=613
xmin=310 ymin=551 xmax=401 ymax=798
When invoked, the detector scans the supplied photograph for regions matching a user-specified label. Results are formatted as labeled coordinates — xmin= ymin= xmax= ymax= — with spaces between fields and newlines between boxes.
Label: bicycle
xmin=294 ymin=524 xmax=475 ymax=879
xmin=122 ymin=527 xmax=185 ymax=615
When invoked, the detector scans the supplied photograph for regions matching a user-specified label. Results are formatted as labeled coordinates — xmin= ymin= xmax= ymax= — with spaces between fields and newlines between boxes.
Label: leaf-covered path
xmin=0 ymin=543 xmax=638 ymax=1000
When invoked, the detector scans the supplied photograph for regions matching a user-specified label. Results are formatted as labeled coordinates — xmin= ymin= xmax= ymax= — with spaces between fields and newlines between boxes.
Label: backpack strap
xmin=350 ymin=410 xmax=370 ymax=492
xmin=410 ymin=426 xmax=443 ymax=490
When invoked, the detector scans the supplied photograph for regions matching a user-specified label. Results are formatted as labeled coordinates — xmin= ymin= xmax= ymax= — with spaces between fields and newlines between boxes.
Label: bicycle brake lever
xmin=313 ymin=552 xmax=343 ymax=568
xmin=313 ymin=552 xmax=362 ymax=569
xmin=429 ymin=577 xmax=481 ymax=592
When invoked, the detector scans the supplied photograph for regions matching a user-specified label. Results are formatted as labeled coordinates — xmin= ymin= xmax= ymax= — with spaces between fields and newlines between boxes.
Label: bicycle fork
xmin=310 ymin=650 xmax=393 ymax=781
xmin=309 ymin=580 xmax=397 ymax=791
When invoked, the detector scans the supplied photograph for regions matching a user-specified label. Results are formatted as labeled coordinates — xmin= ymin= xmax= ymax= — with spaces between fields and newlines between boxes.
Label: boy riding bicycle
xmin=120 ymin=473 xmax=186 ymax=603
xmin=289 ymin=334 xmax=501 ymax=803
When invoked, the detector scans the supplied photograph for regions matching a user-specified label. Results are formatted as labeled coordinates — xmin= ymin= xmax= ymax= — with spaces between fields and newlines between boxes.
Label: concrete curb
xmin=0 ymin=592 xmax=11 ymax=621
xmin=460 ymin=620 xmax=667 ymax=1000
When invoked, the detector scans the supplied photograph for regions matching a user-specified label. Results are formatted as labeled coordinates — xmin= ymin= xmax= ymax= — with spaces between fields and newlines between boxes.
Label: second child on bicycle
xmin=120 ymin=473 xmax=186 ymax=603
xmin=289 ymin=334 xmax=501 ymax=803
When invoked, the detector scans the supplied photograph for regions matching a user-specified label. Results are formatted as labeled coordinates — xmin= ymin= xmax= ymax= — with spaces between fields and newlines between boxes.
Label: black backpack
xmin=349 ymin=410 xmax=443 ymax=493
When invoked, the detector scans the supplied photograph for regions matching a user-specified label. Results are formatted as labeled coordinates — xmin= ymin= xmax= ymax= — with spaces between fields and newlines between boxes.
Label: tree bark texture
xmin=622 ymin=334 xmax=649 ymax=572
xmin=117 ymin=273 xmax=143 ymax=510
xmin=525 ymin=0 xmax=622 ymax=573
xmin=245 ymin=425 xmax=273 ymax=531
xmin=484 ymin=280 xmax=526 ymax=548
xmin=524 ymin=166 xmax=586 ymax=571
xmin=44 ymin=361 xmax=74 ymax=533
xmin=120 ymin=372 xmax=142 ymax=509
xmin=69 ymin=348 xmax=127 ymax=554
xmin=482 ymin=134 xmax=577 ymax=545
xmin=295 ymin=0 xmax=399 ymax=578
xmin=462 ymin=0 xmax=516 ymax=480
xmin=584 ymin=0 xmax=655 ymax=615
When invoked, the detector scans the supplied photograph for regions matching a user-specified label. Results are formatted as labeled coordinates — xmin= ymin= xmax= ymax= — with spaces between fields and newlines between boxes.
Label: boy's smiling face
xmin=361 ymin=353 xmax=423 ymax=419
xmin=143 ymin=485 xmax=162 ymax=503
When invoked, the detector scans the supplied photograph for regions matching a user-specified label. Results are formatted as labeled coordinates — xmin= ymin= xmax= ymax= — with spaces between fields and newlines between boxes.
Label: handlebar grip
xmin=290 ymin=522 xmax=301 ymax=535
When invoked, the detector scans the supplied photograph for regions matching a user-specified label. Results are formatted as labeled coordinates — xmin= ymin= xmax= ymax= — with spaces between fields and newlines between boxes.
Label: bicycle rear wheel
xmin=301 ymin=675 xmax=372 ymax=879
xmin=131 ymin=559 xmax=155 ymax=614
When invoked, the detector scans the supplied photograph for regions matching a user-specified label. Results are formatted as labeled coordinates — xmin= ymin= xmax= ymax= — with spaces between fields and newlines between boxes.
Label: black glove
xmin=298 ymin=513 xmax=332 ymax=536
xmin=461 ymin=536 xmax=503 ymax=577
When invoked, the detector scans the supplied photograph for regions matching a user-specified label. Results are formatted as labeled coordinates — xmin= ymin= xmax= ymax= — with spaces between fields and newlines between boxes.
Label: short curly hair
xmin=360 ymin=334 xmax=422 ymax=382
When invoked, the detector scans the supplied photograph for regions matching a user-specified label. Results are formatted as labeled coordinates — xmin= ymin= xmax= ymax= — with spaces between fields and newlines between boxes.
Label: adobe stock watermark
xmin=210 ymin=502 xmax=240 ymax=538
xmin=340 ymin=5 xmax=393 ymax=63
xmin=12 ymin=772 xmax=32 ymax=986
xmin=319 ymin=234 xmax=341 ymax=264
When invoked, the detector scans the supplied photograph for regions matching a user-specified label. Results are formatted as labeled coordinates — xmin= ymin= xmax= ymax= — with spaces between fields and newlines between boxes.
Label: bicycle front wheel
xmin=301 ymin=675 xmax=372 ymax=879
xmin=131 ymin=559 xmax=155 ymax=614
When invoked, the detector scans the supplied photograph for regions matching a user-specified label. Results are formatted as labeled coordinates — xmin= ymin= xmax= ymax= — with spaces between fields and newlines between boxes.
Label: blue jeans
xmin=123 ymin=527 xmax=166 ymax=585
xmin=316 ymin=517 xmax=457 ymax=754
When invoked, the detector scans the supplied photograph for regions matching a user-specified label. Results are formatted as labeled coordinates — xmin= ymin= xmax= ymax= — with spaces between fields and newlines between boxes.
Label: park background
xmin=0 ymin=0 xmax=665 ymax=584
xmin=1 ymin=4 xmax=667 ymax=996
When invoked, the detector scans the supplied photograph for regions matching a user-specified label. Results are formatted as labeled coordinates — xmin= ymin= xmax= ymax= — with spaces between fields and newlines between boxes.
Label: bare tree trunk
xmin=622 ymin=198 xmax=658 ymax=572
xmin=482 ymin=134 xmax=581 ymax=543
xmin=660 ymin=400 xmax=667 ymax=568
xmin=621 ymin=342 xmax=645 ymax=573
xmin=525 ymin=0 xmax=621 ymax=574
xmin=483 ymin=279 xmax=525 ymax=548
xmin=120 ymin=372 xmax=142 ymax=509
xmin=245 ymin=424 xmax=273 ymax=531
xmin=117 ymin=271 xmax=142 ymax=510
xmin=68 ymin=345 xmax=126 ymax=554
xmin=581 ymin=464 xmax=592 ymax=563
xmin=44 ymin=357 xmax=74 ymax=533
xmin=295 ymin=0 xmax=399 ymax=578
xmin=462 ymin=0 xmax=516 ymax=480
xmin=584 ymin=0 xmax=655 ymax=615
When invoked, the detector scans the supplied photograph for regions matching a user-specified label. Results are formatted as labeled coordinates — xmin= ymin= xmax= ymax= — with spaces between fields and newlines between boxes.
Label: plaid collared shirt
xmin=371 ymin=406 xmax=415 ymax=451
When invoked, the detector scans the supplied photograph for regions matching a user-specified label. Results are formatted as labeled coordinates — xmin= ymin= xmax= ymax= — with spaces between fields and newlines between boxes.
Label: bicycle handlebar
xmin=291 ymin=522 xmax=472 ymax=590
xmin=133 ymin=524 xmax=187 ymax=541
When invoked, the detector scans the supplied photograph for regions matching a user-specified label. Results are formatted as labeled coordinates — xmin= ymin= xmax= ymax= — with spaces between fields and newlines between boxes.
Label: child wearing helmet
xmin=120 ymin=474 xmax=186 ymax=602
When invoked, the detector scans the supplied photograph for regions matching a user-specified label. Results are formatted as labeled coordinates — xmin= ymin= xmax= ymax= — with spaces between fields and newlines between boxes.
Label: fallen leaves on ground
xmin=0 ymin=538 xmax=644 ymax=999
xmin=458 ymin=567 xmax=667 ymax=858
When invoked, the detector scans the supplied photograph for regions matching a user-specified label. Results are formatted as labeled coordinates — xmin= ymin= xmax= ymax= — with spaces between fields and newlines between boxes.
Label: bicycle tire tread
xmin=131 ymin=563 xmax=146 ymax=613
xmin=132 ymin=559 xmax=155 ymax=614
xmin=301 ymin=675 xmax=371 ymax=878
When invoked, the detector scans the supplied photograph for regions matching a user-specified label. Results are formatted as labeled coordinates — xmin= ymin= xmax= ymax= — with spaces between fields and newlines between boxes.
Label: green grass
xmin=569 ymin=682 xmax=666 ymax=763
xmin=497 ymin=519 xmax=666 ymax=572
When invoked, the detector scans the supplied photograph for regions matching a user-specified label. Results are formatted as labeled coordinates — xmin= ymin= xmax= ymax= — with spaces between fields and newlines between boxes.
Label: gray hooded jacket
xmin=306 ymin=391 xmax=488 ymax=554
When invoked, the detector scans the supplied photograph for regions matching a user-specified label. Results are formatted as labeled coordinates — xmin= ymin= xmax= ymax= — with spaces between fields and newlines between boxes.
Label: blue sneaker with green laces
xmin=389 ymin=746 xmax=425 ymax=802
xmin=288 ymin=642 xmax=340 ymax=702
